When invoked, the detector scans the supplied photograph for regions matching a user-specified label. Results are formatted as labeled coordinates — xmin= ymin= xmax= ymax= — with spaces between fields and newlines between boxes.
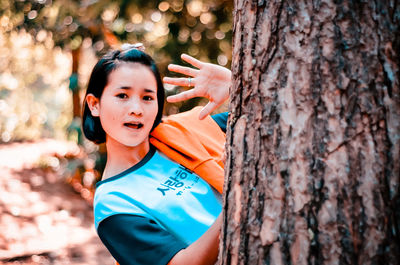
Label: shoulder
xmin=211 ymin=112 xmax=228 ymax=132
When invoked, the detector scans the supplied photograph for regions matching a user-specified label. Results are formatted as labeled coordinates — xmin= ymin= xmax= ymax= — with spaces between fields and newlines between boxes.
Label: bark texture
xmin=219 ymin=1 xmax=400 ymax=264
xmin=72 ymin=47 xmax=81 ymax=118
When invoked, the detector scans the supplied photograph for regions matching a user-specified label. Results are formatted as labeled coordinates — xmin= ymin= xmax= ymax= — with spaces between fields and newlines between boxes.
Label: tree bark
xmin=71 ymin=47 xmax=81 ymax=118
xmin=219 ymin=1 xmax=400 ymax=264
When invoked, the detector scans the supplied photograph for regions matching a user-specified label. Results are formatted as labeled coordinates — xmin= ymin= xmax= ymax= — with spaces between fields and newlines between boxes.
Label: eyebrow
xmin=119 ymin=86 xmax=156 ymax=93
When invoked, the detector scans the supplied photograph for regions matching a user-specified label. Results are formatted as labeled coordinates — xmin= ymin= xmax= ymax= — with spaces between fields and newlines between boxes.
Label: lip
xmin=123 ymin=122 xmax=144 ymax=130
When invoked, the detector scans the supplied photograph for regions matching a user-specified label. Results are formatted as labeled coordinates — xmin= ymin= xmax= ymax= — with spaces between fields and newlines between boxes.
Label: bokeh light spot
xmin=171 ymin=0 xmax=184 ymax=12
xmin=151 ymin=11 xmax=162 ymax=23
xmin=36 ymin=30 xmax=47 ymax=42
xmin=144 ymin=21 xmax=154 ymax=31
xmin=200 ymin=12 xmax=213 ymax=25
xmin=27 ymin=10 xmax=38 ymax=20
xmin=158 ymin=2 xmax=170 ymax=12
xmin=125 ymin=23 xmax=135 ymax=32
xmin=178 ymin=28 xmax=190 ymax=43
xmin=188 ymin=45 xmax=199 ymax=56
xmin=24 ymin=3 xmax=32 ymax=12
xmin=112 ymin=19 xmax=125 ymax=34
xmin=63 ymin=16 xmax=73 ymax=25
xmin=102 ymin=8 xmax=117 ymax=22
xmin=94 ymin=41 xmax=104 ymax=51
xmin=220 ymin=22 xmax=231 ymax=33
xmin=1 ymin=16 xmax=10 ymax=28
xmin=186 ymin=17 xmax=197 ymax=27
xmin=219 ymin=40 xmax=231 ymax=52
xmin=215 ymin=31 xmax=225 ymax=40
xmin=69 ymin=23 xmax=78 ymax=32
xmin=191 ymin=31 xmax=201 ymax=43
xmin=217 ymin=54 xmax=228 ymax=66
xmin=187 ymin=0 xmax=202 ymax=17
xmin=131 ymin=13 xmax=143 ymax=24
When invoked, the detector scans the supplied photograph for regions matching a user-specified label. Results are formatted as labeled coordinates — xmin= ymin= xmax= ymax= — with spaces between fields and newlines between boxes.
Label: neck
xmin=102 ymin=137 xmax=151 ymax=180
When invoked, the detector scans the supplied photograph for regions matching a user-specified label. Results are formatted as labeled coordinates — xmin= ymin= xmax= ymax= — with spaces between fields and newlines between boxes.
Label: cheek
xmin=145 ymin=99 xmax=158 ymax=113
xmin=151 ymin=102 xmax=159 ymax=119
xmin=99 ymin=102 xmax=119 ymax=124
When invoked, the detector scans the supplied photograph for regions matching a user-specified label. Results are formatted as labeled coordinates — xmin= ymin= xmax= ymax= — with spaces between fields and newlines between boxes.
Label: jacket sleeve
xmin=150 ymin=107 xmax=226 ymax=193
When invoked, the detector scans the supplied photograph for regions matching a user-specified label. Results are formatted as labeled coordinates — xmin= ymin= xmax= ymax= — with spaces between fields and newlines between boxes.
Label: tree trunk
xmin=71 ymin=47 xmax=81 ymax=118
xmin=219 ymin=1 xmax=400 ymax=265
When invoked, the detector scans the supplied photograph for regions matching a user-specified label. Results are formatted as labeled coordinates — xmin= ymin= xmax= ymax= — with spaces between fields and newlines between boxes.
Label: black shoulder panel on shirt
xmin=97 ymin=214 xmax=187 ymax=265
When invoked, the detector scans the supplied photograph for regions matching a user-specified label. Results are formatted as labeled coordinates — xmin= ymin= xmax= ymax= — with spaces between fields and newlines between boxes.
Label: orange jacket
xmin=150 ymin=107 xmax=225 ymax=194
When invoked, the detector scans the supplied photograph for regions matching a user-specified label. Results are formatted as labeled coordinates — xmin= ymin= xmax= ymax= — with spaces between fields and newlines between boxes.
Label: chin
xmin=122 ymin=136 xmax=149 ymax=148
xmin=119 ymin=140 xmax=146 ymax=148
xmin=106 ymin=131 xmax=150 ymax=149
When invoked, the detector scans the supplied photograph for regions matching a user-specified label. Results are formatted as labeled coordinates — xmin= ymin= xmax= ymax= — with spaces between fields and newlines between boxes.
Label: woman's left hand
xmin=163 ymin=54 xmax=231 ymax=120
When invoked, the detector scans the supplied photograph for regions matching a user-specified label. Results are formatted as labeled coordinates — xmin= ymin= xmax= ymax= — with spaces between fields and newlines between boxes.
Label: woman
xmin=82 ymin=44 xmax=231 ymax=265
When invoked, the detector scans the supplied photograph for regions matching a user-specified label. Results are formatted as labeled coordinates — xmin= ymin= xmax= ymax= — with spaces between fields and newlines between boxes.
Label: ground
xmin=0 ymin=140 xmax=115 ymax=265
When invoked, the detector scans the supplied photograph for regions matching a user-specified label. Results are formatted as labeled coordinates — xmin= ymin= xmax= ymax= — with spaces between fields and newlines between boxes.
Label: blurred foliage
xmin=0 ymin=30 xmax=72 ymax=142
xmin=0 ymin=0 xmax=233 ymax=143
xmin=0 ymin=0 xmax=232 ymax=69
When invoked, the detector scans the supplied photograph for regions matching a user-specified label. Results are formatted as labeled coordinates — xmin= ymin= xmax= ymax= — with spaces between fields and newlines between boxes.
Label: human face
xmin=92 ymin=63 xmax=158 ymax=150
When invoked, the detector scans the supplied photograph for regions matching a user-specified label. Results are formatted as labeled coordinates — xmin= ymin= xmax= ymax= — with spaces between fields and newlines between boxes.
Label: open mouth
xmin=124 ymin=122 xmax=144 ymax=129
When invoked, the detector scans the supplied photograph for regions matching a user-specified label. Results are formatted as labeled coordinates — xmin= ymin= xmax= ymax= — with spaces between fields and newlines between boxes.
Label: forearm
xmin=168 ymin=213 xmax=222 ymax=265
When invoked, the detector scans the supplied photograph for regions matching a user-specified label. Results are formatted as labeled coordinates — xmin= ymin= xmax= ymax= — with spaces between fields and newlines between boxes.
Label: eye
xmin=116 ymin=93 xmax=128 ymax=99
xmin=143 ymin=95 xmax=155 ymax=101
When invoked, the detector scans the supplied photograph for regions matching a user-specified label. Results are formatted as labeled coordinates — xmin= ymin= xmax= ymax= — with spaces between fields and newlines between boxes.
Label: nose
xmin=128 ymin=98 xmax=143 ymax=116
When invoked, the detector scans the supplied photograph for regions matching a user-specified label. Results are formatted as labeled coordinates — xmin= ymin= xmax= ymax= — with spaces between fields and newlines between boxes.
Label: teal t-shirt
xmin=94 ymin=112 xmax=228 ymax=265
xmin=94 ymin=147 xmax=222 ymax=244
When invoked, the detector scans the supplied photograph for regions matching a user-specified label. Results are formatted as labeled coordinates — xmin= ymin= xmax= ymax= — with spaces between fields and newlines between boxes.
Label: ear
xmin=86 ymin=94 xmax=100 ymax=117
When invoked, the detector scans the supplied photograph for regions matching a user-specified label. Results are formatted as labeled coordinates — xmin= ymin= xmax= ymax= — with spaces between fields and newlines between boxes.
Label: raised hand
xmin=163 ymin=54 xmax=231 ymax=120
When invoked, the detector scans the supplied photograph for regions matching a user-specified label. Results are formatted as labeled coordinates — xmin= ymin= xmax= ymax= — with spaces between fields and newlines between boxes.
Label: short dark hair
xmin=82 ymin=48 xmax=165 ymax=144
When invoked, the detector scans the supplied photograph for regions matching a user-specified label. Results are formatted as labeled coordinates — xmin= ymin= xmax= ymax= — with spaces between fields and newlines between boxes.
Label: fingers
xmin=167 ymin=89 xmax=199 ymax=103
xmin=163 ymin=77 xmax=194 ymax=87
xmin=198 ymin=101 xmax=219 ymax=120
xmin=167 ymin=64 xmax=198 ymax=77
xmin=181 ymin=54 xmax=203 ymax=69
xmin=164 ymin=54 xmax=203 ymax=87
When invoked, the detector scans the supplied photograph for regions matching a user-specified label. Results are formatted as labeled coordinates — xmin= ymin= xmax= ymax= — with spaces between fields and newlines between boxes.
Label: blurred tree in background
xmin=0 ymin=0 xmax=233 ymax=142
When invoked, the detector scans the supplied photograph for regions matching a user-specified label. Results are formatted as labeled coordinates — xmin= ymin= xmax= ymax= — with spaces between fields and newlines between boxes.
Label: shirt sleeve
xmin=211 ymin=112 xmax=228 ymax=133
xmin=97 ymin=214 xmax=188 ymax=265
